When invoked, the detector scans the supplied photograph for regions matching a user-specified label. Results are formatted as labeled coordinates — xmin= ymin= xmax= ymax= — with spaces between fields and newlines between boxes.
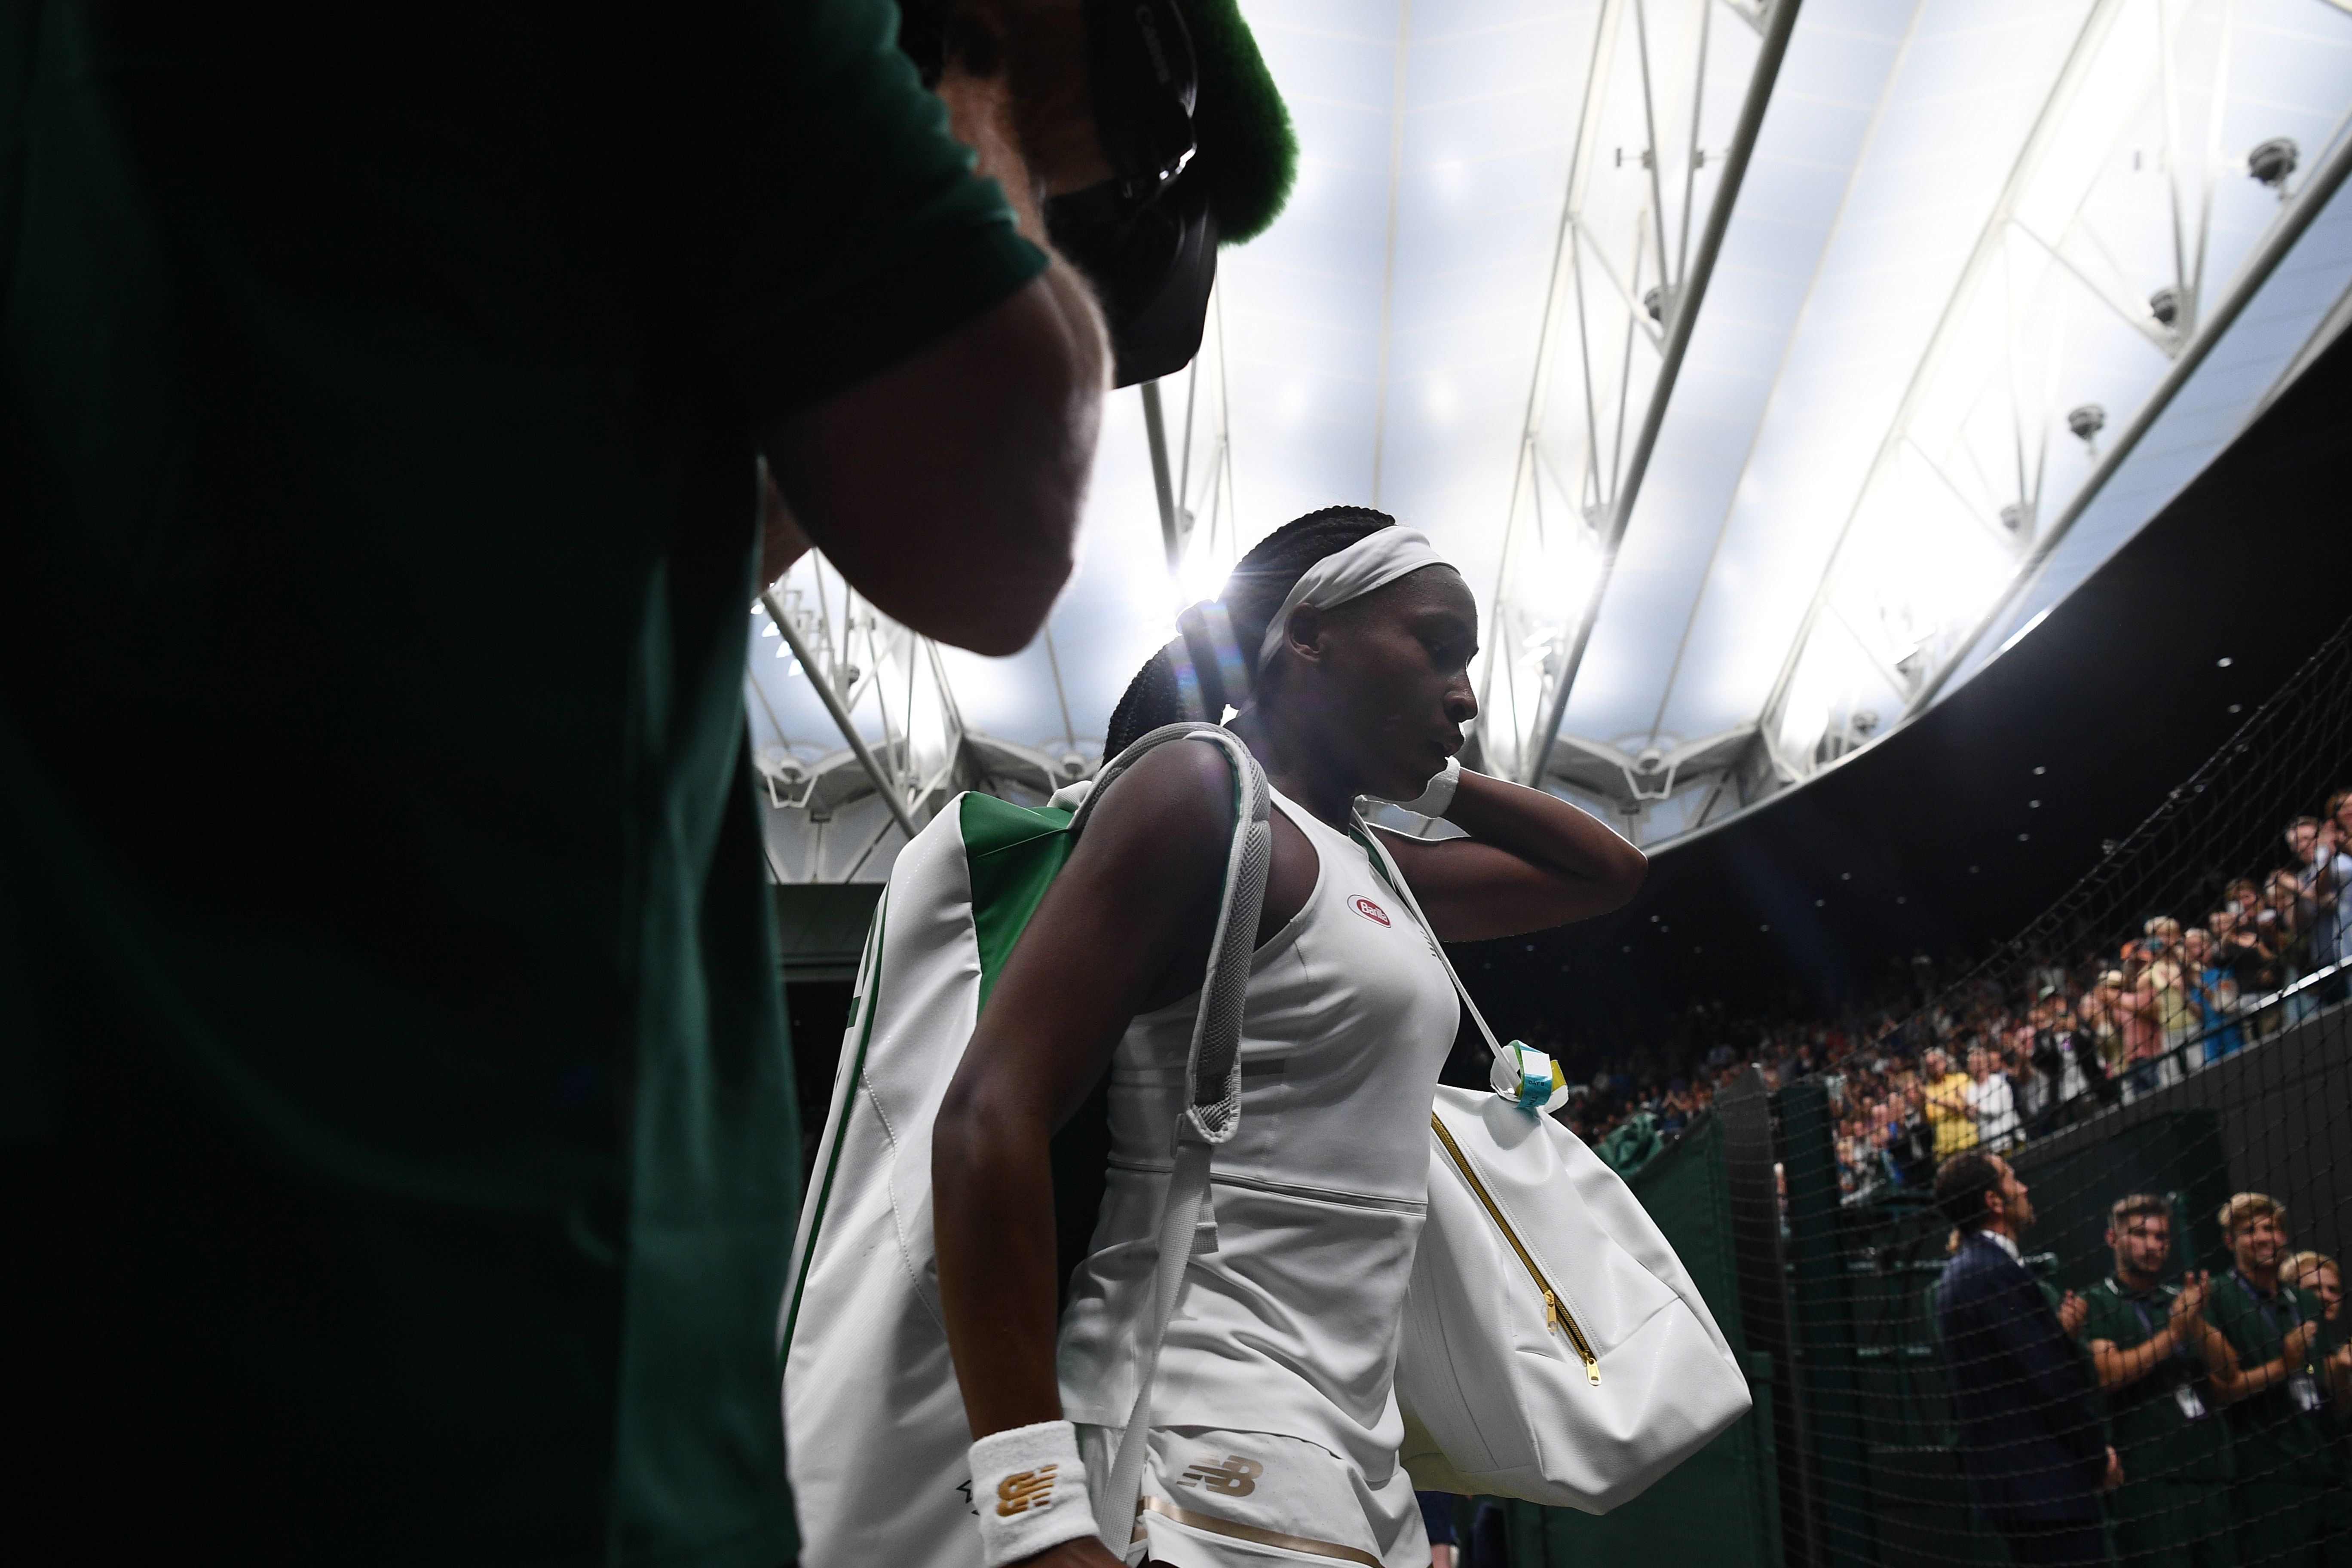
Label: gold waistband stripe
xmin=1138 ymin=1494 xmax=1386 ymax=1568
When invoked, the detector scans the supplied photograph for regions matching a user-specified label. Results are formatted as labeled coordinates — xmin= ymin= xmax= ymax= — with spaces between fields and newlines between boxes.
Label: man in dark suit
xmin=1936 ymin=1150 xmax=2121 ymax=1565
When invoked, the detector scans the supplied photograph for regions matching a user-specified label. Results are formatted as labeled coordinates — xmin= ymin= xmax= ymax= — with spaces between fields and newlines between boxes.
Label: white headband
xmin=1255 ymin=526 xmax=1453 ymax=674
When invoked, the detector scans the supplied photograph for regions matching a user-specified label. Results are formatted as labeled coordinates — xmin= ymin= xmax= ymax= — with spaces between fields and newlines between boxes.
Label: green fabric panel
xmin=957 ymin=793 xmax=1107 ymax=1303
xmin=961 ymin=794 xmax=1077 ymax=1009
xmin=1632 ymin=1112 xmax=1747 ymax=1356
xmin=785 ymin=792 xmax=1076 ymax=1363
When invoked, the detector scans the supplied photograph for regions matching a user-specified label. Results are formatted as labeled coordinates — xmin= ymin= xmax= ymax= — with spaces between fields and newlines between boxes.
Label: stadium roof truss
xmin=750 ymin=0 xmax=2352 ymax=882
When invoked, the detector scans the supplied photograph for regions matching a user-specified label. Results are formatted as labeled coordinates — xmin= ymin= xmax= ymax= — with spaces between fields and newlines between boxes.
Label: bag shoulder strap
xmin=1068 ymin=722 xmax=1269 ymax=1140
xmin=1072 ymin=723 xmax=1272 ymax=1552
xmin=1353 ymin=820 xmax=1534 ymax=1103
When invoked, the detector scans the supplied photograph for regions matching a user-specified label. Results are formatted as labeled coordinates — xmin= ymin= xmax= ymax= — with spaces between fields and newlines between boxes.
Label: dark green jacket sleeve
xmin=663 ymin=0 xmax=1050 ymax=422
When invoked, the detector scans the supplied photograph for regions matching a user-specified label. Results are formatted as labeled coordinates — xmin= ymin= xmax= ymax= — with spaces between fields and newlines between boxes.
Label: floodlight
xmin=1525 ymin=527 xmax=1601 ymax=619
xmin=2148 ymin=285 xmax=2182 ymax=328
xmin=2066 ymin=403 xmax=2106 ymax=450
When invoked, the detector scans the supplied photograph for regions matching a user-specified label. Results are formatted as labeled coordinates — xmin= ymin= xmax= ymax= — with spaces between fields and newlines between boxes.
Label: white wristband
xmin=1396 ymin=755 xmax=1462 ymax=818
xmin=972 ymin=1420 xmax=1098 ymax=1568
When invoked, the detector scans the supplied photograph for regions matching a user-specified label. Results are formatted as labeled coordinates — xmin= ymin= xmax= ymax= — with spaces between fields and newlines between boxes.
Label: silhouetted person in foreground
xmin=3 ymin=2 xmax=1107 ymax=1560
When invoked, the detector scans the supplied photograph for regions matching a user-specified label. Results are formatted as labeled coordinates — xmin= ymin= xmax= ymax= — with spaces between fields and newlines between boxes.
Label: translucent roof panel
xmin=750 ymin=0 xmax=2352 ymax=878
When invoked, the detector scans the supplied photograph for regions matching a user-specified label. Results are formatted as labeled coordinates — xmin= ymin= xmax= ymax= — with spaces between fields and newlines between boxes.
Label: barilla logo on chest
xmin=1351 ymin=895 xmax=1392 ymax=926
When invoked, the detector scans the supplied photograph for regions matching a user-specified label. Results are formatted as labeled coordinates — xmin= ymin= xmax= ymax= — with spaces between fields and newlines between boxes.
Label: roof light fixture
xmin=2066 ymin=403 xmax=2106 ymax=452
xmin=2247 ymin=137 xmax=2298 ymax=191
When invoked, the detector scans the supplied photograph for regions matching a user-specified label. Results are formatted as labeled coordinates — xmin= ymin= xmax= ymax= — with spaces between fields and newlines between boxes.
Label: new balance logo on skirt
xmin=1179 ymin=1455 xmax=1264 ymax=1497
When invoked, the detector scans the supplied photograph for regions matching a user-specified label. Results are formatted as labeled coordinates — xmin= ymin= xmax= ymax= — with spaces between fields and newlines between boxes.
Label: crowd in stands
xmin=1557 ymin=789 xmax=2352 ymax=1193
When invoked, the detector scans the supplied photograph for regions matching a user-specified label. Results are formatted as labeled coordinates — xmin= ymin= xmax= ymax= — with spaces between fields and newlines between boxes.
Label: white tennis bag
xmin=1359 ymin=834 xmax=1754 ymax=1512
xmin=1396 ymin=1084 xmax=1753 ymax=1508
xmin=779 ymin=724 xmax=1271 ymax=1568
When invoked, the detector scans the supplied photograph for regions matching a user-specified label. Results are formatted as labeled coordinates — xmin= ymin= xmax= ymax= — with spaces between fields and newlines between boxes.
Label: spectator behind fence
xmin=2207 ymin=1195 xmax=2350 ymax=1567
xmin=2010 ymin=1015 xmax=2051 ymax=1126
xmin=2281 ymin=1250 xmax=2344 ymax=1343
xmin=2282 ymin=1249 xmax=2349 ymax=1439
xmin=2080 ymin=970 xmax=2132 ymax=1090
xmin=2180 ymin=927 xmax=2242 ymax=1066
xmin=2263 ymin=869 xmax=2318 ymax=1023
xmin=1935 ymin=1151 xmax=2117 ymax=1566
xmin=3 ymin=3 xmax=1110 ymax=1559
xmin=2211 ymin=903 xmax=2279 ymax=1047
xmin=1525 ymin=778 xmax=2352 ymax=1183
xmin=2034 ymin=989 xmax=2111 ymax=1126
xmin=1864 ymin=1093 xmax=1904 ymax=1190
xmin=2118 ymin=947 xmax=2171 ymax=1102
xmin=1966 ymin=1043 xmax=2022 ymax=1150
xmin=2144 ymin=918 xmax=2199 ymax=1072
xmin=2281 ymin=1247 xmax=2351 ymax=1477
xmin=2290 ymin=817 xmax=2350 ymax=986
xmin=1925 ymin=1048 xmax=1981 ymax=1160
xmin=2330 ymin=789 xmax=2352 ymax=949
xmin=2127 ymin=942 xmax=2180 ymax=1097
xmin=2079 ymin=1196 xmax=2242 ymax=1568
xmin=1889 ymin=1074 xmax=1938 ymax=1189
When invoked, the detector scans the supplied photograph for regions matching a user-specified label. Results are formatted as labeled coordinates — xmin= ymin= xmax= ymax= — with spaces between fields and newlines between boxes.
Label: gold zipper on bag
xmin=1430 ymin=1113 xmax=1602 ymax=1385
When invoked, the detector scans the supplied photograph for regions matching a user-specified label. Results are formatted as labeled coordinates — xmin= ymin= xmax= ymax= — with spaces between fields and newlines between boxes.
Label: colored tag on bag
xmin=1491 ymin=1041 xmax=1563 ymax=1112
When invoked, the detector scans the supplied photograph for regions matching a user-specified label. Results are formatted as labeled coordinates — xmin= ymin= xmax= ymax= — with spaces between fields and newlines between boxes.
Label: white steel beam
xmin=1636 ymin=0 xmax=1926 ymax=750
xmin=1750 ymin=0 xmax=2132 ymax=749
xmin=1517 ymin=0 xmax=1804 ymax=784
xmin=761 ymin=588 xmax=920 ymax=842
xmin=1909 ymin=113 xmax=2352 ymax=711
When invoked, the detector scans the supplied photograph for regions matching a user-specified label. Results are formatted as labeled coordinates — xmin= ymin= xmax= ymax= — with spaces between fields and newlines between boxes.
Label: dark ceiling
xmin=1456 ymin=325 xmax=2352 ymax=1056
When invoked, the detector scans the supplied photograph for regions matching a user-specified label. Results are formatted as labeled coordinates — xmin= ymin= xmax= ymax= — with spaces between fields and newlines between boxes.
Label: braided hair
xmin=1105 ymin=505 xmax=1395 ymax=754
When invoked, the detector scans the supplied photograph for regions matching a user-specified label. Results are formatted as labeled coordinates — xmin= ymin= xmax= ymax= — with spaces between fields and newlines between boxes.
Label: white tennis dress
xmin=1059 ymin=790 xmax=1462 ymax=1567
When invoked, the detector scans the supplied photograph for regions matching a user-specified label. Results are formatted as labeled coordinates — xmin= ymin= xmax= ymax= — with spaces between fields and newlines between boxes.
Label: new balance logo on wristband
xmin=995 ymin=1465 xmax=1058 ymax=1516
xmin=1178 ymin=1454 xmax=1263 ymax=1496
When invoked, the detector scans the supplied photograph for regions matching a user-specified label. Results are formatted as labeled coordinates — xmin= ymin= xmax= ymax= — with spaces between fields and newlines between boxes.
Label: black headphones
xmin=1045 ymin=0 xmax=1217 ymax=386
xmin=897 ymin=0 xmax=1219 ymax=388
xmin=1084 ymin=0 xmax=1198 ymax=200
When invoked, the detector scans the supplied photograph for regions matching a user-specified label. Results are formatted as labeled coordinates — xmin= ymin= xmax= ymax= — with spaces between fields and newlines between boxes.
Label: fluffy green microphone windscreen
xmin=1182 ymin=0 xmax=1297 ymax=245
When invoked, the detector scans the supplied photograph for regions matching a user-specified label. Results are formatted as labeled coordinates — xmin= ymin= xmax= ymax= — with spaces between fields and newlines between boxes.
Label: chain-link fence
xmin=1463 ymin=616 xmax=2352 ymax=1568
